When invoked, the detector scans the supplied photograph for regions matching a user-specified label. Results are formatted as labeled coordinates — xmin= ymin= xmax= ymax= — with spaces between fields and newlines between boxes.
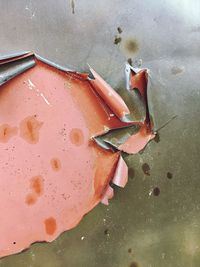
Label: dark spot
xmin=44 ymin=217 xmax=57 ymax=235
xmin=129 ymin=262 xmax=139 ymax=267
xmin=154 ymin=133 xmax=160 ymax=143
xmin=13 ymin=242 xmax=16 ymax=245
xmin=114 ymin=36 xmax=122 ymax=45
xmin=128 ymin=168 xmax=135 ymax=179
xmin=125 ymin=39 xmax=139 ymax=53
xmin=128 ymin=248 xmax=132 ymax=253
xmin=104 ymin=229 xmax=109 ymax=235
xmin=127 ymin=58 xmax=133 ymax=66
xmin=117 ymin=27 xmax=123 ymax=34
xmin=167 ymin=172 xmax=173 ymax=179
xmin=142 ymin=163 xmax=150 ymax=176
xmin=153 ymin=187 xmax=160 ymax=196
xmin=171 ymin=66 xmax=184 ymax=75
xmin=70 ymin=0 xmax=75 ymax=14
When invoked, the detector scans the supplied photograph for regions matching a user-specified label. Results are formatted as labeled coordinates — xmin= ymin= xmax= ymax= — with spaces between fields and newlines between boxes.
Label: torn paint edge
xmin=0 ymin=51 xmax=31 ymax=61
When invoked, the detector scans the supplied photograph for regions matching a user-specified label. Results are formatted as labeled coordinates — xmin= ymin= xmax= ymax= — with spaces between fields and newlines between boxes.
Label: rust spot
xmin=51 ymin=158 xmax=61 ymax=171
xmin=70 ymin=128 xmax=84 ymax=146
xmin=0 ymin=124 xmax=18 ymax=143
xmin=142 ymin=163 xmax=150 ymax=176
xmin=25 ymin=193 xmax=37 ymax=205
xmin=114 ymin=36 xmax=122 ymax=45
xmin=31 ymin=175 xmax=43 ymax=196
xmin=20 ymin=116 xmax=43 ymax=144
xmin=125 ymin=39 xmax=139 ymax=53
xmin=44 ymin=217 xmax=57 ymax=235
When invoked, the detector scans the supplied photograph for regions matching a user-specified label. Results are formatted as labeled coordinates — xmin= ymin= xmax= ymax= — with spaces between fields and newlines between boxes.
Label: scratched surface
xmin=0 ymin=0 xmax=200 ymax=266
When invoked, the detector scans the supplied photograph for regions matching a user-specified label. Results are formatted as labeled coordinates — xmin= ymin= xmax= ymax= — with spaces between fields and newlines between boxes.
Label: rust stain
xmin=0 ymin=124 xmax=18 ymax=143
xmin=44 ymin=217 xmax=57 ymax=235
xmin=51 ymin=158 xmax=61 ymax=171
xmin=70 ymin=128 xmax=84 ymax=146
xmin=125 ymin=38 xmax=139 ymax=53
xmin=142 ymin=163 xmax=150 ymax=176
xmin=30 ymin=175 xmax=44 ymax=196
xmin=20 ymin=116 xmax=43 ymax=144
xmin=25 ymin=193 xmax=37 ymax=205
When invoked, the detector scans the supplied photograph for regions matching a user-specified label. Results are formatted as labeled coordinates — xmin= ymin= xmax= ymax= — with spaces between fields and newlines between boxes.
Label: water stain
xmin=125 ymin=39 xmax=139 ymax=53
xmin=44 ymin=217 xmax=57 ymax=235
xmin=129 ymin=261 xmax=139 ymax=267
xmin=128 ymin=167 xmax=135 ymax=179
xmin=70 ymin=128 xmax=84 ymax=146
xmin=51 ymin=158 xmax=61 ymax=171
xmin=128 ymin=248 xmax=132 ymax=253
xmin=167 ymin=172 xmax=173 ymax=179
xmin=153 ymin=187 xmax=160 ymax=196
xmin=31 ymin=175 xmax=44 ymax=196
xmin=20 ymin=116 xmax=43 ymax=144
xmin=25 ymin=193 xmax=37 ymax=205
xmin=171 ymin=66 xmax=184 ymax=75
xmin=0 ymin=124 xmax=18 ymax=143
xmin=117 ymin=27 xmax=123 ymax=34
xmin=114 ymin=36 xmax=122 ymax=45
xmin=142 ymin=163 xmax=150 ymax=176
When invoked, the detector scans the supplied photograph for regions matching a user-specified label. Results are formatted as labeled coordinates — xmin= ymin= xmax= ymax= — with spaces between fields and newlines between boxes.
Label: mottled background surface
xmin=0 ymin=0 xmax=200 ymax=266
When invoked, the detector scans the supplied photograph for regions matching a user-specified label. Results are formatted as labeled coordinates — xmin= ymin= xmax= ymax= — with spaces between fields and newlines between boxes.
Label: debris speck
xmin=81 ymin=236 xmax=85 ymax=240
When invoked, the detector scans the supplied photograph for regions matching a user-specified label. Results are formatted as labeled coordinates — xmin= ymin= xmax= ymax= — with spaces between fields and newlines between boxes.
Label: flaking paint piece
xmin=0 ymin=52 xmax=156 ymax=258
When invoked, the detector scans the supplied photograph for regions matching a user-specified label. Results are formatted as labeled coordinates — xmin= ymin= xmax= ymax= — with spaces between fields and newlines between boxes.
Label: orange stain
xmin=31 ymin=175 xmax=43 ymax=196
xmin=51 ymin=158 xmax=61 ymax=171
xmin=69 ymin=128 xmax=84 ymax=146
xmin=20 ymin=116 xmax=43 ymax=144
xmin=25 ymin=193 xmax=37 ymax=205
xmin=0 ymin=124 xmax=18 ymax=143
xmin=44 ymin=217 xmax=57 ymax=235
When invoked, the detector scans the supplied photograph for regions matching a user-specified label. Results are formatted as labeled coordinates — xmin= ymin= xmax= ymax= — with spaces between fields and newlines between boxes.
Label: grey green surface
xmin=0 ymin=0 xmax=200 ymax=266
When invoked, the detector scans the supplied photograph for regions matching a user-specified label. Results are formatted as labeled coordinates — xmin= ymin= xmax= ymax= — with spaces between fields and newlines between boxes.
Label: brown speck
xmin=70 ymin=128 xmax=84 ymax=146
xmin=44 ymin=217 xmax=57 ymax=235
xmin=153 ymin=187 xmax=160 ymax=196
xmin=130 ymin=262 xmax=139 ymax=267
xmin=117 ymin=27 xmax=123 ymax=34
xmin=128 ymin=168 xmax=135 ymax=179
xmin=51 ymin=158 xmax=61 ymax=171
xmin=154 ymin=133 xmax=160 ymax=143
xmin=127 ymin=58 xmax=133 ymax=66
xmin=128 ymin=248 xmax=132 ymax=253
xmin=125 ymin=39 xmax=139 ymax=53
xmin=0 ymin=124 xmax=18 ymax=143
xmin=167 ymin=172 xmax=173 ymax=179
xmin=114 ymin=36 xmax=122 ymax=45
xmin=25 ymin=193 xmax=37 ymax=205
xmin=31 ymin=175 xmax=44 ymax=196
xmin=142 ymin=163 xmax=150 ymax=176
xmin=13 ymin=242 xmax=16 ymax=245
xmin=20 ymin=116 xmax=43 ymax=144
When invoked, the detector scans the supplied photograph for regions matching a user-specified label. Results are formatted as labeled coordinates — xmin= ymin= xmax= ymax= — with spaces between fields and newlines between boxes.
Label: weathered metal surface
xmin=0 ymin=0 xmax=200 ymax=266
